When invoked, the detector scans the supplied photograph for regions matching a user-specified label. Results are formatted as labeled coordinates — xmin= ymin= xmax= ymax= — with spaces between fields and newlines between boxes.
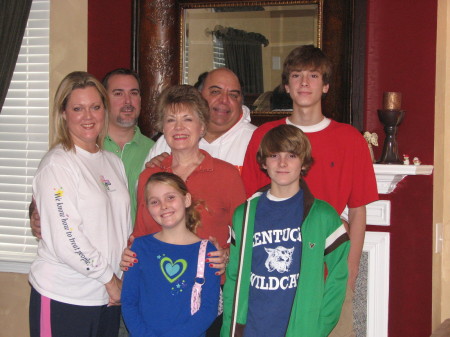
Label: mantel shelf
xmin=374 ymin=164 xmax=434 ymax=194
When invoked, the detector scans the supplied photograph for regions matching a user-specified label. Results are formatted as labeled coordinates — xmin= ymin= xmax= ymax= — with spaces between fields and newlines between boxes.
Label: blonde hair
xmin=154 ymin=85 xmax=210 ymax=133
xmin=257 ymin=124 xmax=313 ymax=176
xmin=51 ymin=71 xmax=109 ymax=151
xmin=144 ymin=172 xmax=202 ymax=233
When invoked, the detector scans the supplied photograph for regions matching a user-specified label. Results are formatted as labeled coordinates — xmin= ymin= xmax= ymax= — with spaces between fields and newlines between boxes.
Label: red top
xmin=133 ymin=150 xmax=246 ymax=247
xmin=241 ymin=118 xmax=378 ymax=214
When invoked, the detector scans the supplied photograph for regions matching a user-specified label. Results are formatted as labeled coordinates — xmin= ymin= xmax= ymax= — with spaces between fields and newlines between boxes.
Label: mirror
xmin=133 ymin=0 xmax=354 ymax=135
xmin=181 ymin=2 xmax=321 ymax=112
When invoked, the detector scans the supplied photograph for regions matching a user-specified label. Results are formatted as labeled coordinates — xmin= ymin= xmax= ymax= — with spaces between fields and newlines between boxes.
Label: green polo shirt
xmin=104 ymin=126 xmax=154 ymax=225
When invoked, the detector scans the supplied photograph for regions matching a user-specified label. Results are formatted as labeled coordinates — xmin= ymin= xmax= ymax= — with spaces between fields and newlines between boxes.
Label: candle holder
xmin=377 ymin=109 xmax=405 ymax=164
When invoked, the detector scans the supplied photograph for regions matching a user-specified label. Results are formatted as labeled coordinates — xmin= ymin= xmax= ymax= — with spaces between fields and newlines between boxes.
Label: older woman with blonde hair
xmin=123 ymin=84 xmax=246 ymax=334
xmin=29 ymin=71 xmax=131 ymax=337
xmin=131 ymin=84 xmax=245 ymax=251
xmin=130 ymin=84 xmax=245 ymax=248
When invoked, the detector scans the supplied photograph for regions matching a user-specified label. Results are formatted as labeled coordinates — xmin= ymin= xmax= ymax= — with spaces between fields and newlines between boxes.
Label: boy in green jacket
xmin=221 ymin=124 xmax=350 ymax=337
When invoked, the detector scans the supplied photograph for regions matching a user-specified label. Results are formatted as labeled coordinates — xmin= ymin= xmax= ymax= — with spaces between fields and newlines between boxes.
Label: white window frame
xmin=0 ymin=0 xmax=50 ymax=274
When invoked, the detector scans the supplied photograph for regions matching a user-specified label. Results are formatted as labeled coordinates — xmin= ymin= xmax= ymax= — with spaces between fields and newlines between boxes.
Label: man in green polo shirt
xmin=102 ymin=68 xmax=154 ymax=225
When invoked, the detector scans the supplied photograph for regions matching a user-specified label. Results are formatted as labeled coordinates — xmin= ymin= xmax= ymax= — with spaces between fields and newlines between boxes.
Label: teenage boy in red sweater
xmin=241 ymin=45 xmax=378 ymax=336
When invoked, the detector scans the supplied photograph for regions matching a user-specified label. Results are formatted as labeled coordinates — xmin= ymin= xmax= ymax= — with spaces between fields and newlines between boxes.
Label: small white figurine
xmin=403 ymin=154 xmax=410 ymax=165
xmin=413 ymin=157 xmax=421 ymax=166
xmin=363 ymin=131 xmax=378 ymax=163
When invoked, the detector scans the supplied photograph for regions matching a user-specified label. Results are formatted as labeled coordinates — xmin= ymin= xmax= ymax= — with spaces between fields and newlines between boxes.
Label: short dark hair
xmin=102 ymin=68 xmax=141 ymax=90
xmin=282 ymin=45 xmax=332 ymax=86
xmin=257 ymin=124 xmax=313 ymax=177
xmin=200 ymin=68 xmax=245 ymax=97
xmin=194 ymin=71 xmax=209 ymax=91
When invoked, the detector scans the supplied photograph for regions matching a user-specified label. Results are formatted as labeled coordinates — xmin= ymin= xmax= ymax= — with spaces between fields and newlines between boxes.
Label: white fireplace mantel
xmin=374 ymin=164 xmax=434 ymax=194
xmin=341 ymin=164 xmax=434 ymax=227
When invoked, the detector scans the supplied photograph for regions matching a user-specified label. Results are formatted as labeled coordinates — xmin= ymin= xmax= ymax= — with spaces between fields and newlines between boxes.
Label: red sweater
xmin=241 ymin=118 xmax=378 ymax=214
xmin=133 ymin=150 xmax=246 ymax=247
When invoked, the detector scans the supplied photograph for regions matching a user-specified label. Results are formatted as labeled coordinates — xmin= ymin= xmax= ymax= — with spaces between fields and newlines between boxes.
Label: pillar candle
xmin=383 ymin=92 xmax=402 ymax=110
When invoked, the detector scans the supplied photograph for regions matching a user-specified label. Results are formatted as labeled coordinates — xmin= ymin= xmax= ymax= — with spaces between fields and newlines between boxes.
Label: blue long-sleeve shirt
xmin=122 ymin=234 xmax=221 ymax=337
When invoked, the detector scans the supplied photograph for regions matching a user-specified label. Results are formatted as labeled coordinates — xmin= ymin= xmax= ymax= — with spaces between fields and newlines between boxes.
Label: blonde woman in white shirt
xmin=28 ymin=71 xmax=132 ymax=337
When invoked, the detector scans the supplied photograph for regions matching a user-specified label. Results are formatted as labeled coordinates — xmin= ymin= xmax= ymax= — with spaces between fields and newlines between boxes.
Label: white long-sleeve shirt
xmin=29 ymin=145 xmax=132 ymax=306
xmin=146 ymin=105 xmax=256 ymax=172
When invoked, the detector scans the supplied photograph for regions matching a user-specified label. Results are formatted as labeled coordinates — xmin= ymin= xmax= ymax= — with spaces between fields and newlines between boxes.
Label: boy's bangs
xmin=290 ymin=62 xmax=324 ymax=74
xmin=264 ymin=137 xmax=300 ymax=156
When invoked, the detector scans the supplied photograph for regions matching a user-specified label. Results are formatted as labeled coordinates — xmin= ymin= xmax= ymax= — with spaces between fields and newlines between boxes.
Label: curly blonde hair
xmin=153 ymin=85 xmax=210 ymax=133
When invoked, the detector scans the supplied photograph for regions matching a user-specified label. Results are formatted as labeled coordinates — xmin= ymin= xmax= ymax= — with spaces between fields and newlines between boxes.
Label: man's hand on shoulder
xmin=145 ymin=152 xmax=170 ymax=168
xmin=29 ymin=198 xmax=42 ymax=239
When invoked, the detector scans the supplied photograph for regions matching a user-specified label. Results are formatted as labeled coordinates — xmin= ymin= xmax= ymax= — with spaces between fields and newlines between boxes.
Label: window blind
xmin=213 ymin=36 xmax=226 ymax=69
xmin=183 ymin=32 xmax=189 ymax=84
xmin=0 ymin=0 xmax=49 ymax=273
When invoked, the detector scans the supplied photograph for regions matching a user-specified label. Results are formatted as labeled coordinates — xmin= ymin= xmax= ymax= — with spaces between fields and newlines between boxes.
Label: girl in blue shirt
xmin=122 ymin=172 xmax=221 ymax=337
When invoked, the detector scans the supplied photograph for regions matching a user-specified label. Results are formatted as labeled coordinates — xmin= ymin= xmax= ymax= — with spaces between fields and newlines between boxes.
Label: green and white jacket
xmin=221 ymin=181 xmax=350 ymax=337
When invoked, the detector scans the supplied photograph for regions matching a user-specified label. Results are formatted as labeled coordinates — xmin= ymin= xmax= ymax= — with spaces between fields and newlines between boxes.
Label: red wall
xmin=365 ymin=1 xmax=437 ymax=336
xmin=88 ymin=1 xmax=438 ymax=336
xmin=87 ymin=0 xmax=132 ymax=80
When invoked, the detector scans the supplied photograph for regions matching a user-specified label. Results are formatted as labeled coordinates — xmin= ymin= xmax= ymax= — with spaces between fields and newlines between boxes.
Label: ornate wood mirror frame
xmin=133 ymin=0 xmax=353 ymax=136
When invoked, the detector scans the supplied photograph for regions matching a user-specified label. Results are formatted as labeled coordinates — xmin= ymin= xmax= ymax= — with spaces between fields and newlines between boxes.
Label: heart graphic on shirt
xmin=160 ymin=257 xmax=187 ymax=283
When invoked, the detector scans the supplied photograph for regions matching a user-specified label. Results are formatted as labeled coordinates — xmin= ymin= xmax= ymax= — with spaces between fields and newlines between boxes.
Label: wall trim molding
xmin=364 ymin=231 xmax=390 ymax=337
xmin=342 ymin=200 xmax=391 ymax=226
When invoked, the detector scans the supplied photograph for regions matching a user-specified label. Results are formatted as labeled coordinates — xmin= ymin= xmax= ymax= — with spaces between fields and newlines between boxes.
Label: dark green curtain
xmin=0 ymin=0 xmax=33 ymax=113
xmin=213 ymin=26 xmax=269 ymax=94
